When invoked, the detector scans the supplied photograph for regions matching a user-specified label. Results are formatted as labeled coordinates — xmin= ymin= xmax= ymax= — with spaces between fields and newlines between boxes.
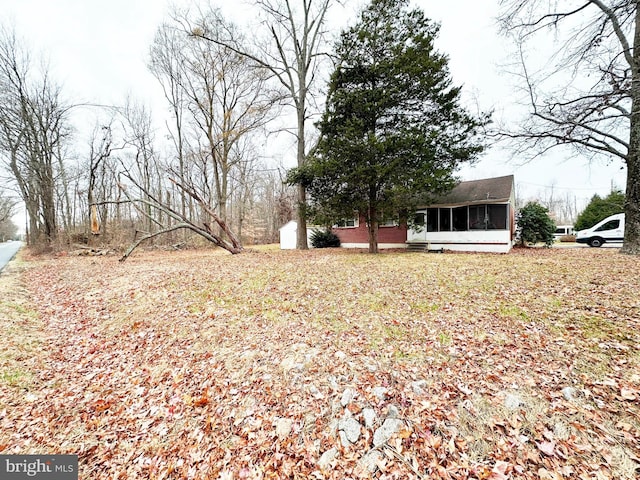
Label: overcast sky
xmin=4 ymin=0 xmax=628 ymax=215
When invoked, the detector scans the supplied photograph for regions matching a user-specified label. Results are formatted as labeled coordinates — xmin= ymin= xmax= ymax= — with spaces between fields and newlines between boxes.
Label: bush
xmin=310 ymin=229 xmax=341 ymax=248
xmin=516 ymin=202 xmax=556 ymax=247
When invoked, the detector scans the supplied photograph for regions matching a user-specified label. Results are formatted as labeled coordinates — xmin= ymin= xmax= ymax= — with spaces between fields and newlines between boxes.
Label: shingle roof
xmin=428 ymin=175 xmax=514 ymax=207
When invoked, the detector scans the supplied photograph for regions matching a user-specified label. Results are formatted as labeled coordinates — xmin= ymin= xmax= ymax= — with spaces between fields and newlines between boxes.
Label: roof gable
xmin=429 ymin=175 xmax=514 ymax=207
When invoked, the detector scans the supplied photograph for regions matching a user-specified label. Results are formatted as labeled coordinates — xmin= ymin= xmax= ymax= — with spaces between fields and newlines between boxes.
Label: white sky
xmin=3 ymin=0 xmax=628 ymax=219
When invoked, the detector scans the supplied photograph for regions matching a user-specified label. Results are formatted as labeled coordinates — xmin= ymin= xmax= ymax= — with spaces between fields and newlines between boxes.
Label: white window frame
xmin=334 ymin=217 xmax=359 ymax=228
xmin=378 ymin=211 xmax=399 ymax=227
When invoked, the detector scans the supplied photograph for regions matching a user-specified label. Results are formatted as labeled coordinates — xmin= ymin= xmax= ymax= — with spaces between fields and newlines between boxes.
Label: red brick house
xmin=333 ymin=175 xmax=516 ymax=253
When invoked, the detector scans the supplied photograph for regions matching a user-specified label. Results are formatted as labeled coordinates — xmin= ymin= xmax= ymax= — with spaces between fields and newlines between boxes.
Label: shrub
xmin=516 ymin=202 xmax=556 ymax=247
xmin=310 ymin=229 xmax=341 ymax=248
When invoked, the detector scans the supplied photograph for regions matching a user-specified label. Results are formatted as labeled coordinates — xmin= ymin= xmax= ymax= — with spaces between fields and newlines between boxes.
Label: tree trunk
xmin=622 ymin=155 xmax=640 ymax=253
xmin=622 ymin=6 xmax=640 ymax=254
xmin=367 ymin=202 xmax=379 ymax=254
xmin=296 ymin=184 xmax=308 ymax=250
xmin=295 ymin=95 xmax=308 ymax=250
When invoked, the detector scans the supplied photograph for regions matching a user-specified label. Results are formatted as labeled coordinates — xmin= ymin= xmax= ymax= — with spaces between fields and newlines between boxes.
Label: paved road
xmin=0 ymin=241 xmax=23 ymax=272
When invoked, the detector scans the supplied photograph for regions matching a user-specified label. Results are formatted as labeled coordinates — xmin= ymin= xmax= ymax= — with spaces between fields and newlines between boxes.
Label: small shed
xmin=279 ymin=220 xmax=298 ymax=249
xmin=279 ymin=221 xmax=318 ymax=249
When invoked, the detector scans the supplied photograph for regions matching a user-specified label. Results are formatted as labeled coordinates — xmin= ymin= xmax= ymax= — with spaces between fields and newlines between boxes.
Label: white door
xmin=407 ymin=211 xmax=427 ymax=242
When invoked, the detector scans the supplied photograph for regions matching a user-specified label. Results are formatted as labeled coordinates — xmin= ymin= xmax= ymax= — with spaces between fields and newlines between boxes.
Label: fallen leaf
xmin=488 ymin=460 xmax=510 ymax=479
xmin=536 ymin=441 xmax=556 ymax=456
xmin=620 ymin=387 xmax=638 ymax=401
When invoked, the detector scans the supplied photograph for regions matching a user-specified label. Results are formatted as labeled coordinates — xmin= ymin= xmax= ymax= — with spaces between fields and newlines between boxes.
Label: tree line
xmin=0 ymin=2 xmax=310 ymax=253
xmin=1 ymin=0 xmax=639 ymax=255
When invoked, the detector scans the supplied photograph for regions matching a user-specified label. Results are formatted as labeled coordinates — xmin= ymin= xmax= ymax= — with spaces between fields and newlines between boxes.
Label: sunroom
xmin=407 ymin=175 xmax=516 ymax=253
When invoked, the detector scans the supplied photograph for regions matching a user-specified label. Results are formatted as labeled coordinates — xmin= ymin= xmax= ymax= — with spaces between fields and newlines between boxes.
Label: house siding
xmin=333 ymin=219 xmax=408 ymax=248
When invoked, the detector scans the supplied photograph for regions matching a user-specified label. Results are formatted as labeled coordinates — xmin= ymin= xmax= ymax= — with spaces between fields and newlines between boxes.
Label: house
xmin=333 ymin=175 xmax=516 ymax=253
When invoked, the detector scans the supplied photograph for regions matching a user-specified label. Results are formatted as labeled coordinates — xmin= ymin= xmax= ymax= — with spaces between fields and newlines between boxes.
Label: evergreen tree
xmin=517 ymin=202 xmax=556 ymax=247
xmin=574 ymin=190 xmax=625 ymax=231
xmin=289 ymin=0 xmax=487 ymax=253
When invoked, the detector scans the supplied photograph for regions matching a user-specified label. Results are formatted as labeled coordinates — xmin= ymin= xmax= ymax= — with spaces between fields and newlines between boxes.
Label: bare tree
xmin=86 ymin=120 xmax=126 ymax=243
xmin=184 ymin=13 xmax=275 ymax=227
xmin=151 ymin=8 xmax=278 ymax=240
xmin=0 ymin=25 xmax=73 ymax=246
xmin=498 ymin=0 xmax=640 ymax=254
xmin=0 ymin=189 xmax=15 ymax=223
xmin=190 ymin=0 xmax=338 ymax=249
xmin=149 ymin=23 xmax=190 ymax=224
xmin=0 ymin=188 xmax=17 ymax=241
xmin=120 ymin=98 xmax=161 ymax=235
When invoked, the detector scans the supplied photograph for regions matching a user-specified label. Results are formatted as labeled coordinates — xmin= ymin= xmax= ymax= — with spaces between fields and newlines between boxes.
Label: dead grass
xmin=0 ymin=251 xmax=46 ymax=391
xmin=1 ymin=246 xmax=639 ymax=479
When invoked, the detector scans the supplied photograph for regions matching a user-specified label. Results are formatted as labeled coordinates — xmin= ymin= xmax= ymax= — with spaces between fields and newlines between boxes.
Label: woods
xmin=0 ymin=11 xmax=297 ymax=253
xmin=0 ymin=25 xmax=72 ymax=245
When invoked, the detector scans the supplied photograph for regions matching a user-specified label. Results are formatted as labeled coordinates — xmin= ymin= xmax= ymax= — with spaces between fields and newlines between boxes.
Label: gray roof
xmin=428 ymin=175 xmax=514 ymax=207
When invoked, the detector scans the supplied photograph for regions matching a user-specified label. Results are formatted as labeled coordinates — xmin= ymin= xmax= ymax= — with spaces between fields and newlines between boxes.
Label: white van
xmin=575 ymin=213 xmax=624 ymax=247
xmin=553 ymin=225 xmax=574 ymax=240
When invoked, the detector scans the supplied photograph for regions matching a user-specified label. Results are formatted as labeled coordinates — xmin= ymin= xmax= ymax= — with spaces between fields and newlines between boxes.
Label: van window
xmin=595 ymin=219 xmax=620 ymax=231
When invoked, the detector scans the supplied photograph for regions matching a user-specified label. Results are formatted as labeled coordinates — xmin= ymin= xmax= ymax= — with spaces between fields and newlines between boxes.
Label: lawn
xmin=1 ymin=246 xmax=639 ymax=479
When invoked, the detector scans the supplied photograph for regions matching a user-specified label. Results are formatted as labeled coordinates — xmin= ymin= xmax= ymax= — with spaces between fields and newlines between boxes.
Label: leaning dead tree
xmin=113 ymin=170 xmax=243 ymax=262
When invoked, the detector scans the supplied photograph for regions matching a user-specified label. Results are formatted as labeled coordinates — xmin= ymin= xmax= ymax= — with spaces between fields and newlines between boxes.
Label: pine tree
xmin=574 ymin=190 xmax=625 ymax=231
xmin=290 ymin=0 xmax=487 ymax=253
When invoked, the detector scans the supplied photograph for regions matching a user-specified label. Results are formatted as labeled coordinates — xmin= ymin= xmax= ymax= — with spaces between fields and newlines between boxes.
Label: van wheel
xmin=589 ymin=237 xmax=604 ymax=247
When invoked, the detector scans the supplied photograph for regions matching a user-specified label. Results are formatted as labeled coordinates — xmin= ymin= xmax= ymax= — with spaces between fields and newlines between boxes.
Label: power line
xmin=517 ymin=180 xmax=623 ymax=192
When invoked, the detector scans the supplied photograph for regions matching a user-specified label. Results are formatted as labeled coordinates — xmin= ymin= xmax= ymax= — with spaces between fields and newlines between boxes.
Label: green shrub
xmin=516 ymin=202 xmax=556 ymax=247
xmin=310 ymin=229 xmax=341 ymax=248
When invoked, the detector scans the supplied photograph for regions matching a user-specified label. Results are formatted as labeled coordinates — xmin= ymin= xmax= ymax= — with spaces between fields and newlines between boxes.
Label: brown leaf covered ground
xmin=1 ymin=246 xmax=639 ymax=479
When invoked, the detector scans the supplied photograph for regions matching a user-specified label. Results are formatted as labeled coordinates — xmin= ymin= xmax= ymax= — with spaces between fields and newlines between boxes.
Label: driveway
xmin=553 ymin=242 xmax=621 ymax=249
xmin=0 ymin=241 xmax=23 ymax=272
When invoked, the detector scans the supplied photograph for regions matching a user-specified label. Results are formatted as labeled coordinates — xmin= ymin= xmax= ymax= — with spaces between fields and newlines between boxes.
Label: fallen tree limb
xmin=97 ymin=169 xmax=244 ymax=261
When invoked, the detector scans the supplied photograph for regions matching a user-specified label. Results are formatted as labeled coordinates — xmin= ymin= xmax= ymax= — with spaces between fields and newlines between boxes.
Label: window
xmin=595 ymin=219 xmax=620 ymax=231
xmin=469 ymin=205 xmax=486 ymax=230
xmin=378 ymin=211 xmax=398 ymax=227
xmin=438 ymin=208 xmax=451 ymax=231
xmin=487 ymin=205 xmax=507 ymax=230
xmin=555 ymin=226 xmax=574 ymax=236
xmin=426 ymin=208 xmax=438 ymax=232
xmin=335 ymin=217 xmax=358 ymax=228
xmin=417 ymin=204 xmax=509 ymax=232
xmin=468 ymin=204 xmax=508 ymax=230
xmin=452 ymin=207 xmax=468 ymax=231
